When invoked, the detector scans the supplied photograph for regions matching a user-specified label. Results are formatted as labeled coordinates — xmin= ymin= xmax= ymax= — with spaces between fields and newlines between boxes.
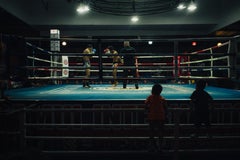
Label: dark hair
xmin=87 ymin=44 xmax=93 ymax=48
xmin=196 ymin=80 xmax=206 ymax=90
xmin=151 ymin=83 xmax=163 ymax=95
xmin=108 ymin=46 xmax=114 ymax=51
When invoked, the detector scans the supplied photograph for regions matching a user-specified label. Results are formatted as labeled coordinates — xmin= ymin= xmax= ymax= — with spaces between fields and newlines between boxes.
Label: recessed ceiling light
xmin=177 ymin=3 xmax=187 ymax=10
xmin=62 ymin=41 xmax=67 ymax=46
xmin=148 ymin=41 xmax=153 ymax=45
xmin=76 ymin=4 xmax=90 ymax=14
xmin=217 ymin=42 xmax=222 ymax=47
xmin=192 ymin=41 xmax=197 ymax=46
xmin=187 ymin=2 xmax=197 ymax=11
xmin=131 ymin=16 xmax=139 ymax=22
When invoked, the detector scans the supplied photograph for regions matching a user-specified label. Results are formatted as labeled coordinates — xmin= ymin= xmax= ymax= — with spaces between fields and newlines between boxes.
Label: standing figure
xmin=104 ymin=46 xmax=122 ymax=87
xmin=145 ymin=83 xmax=167 ymax=151
xmin=120 ymin=41 xmax=139 ymax=89
xmin=190 ymin=79 xmax=213 ymax=137
xmin=82 ymin=44 xmax=93 ymax=88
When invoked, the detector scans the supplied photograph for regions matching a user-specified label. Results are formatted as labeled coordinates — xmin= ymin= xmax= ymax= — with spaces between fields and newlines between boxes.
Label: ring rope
xmin=27 ymin=75 xmax=227 ymax=80
xmin=179 ymin=76 xmax=227 ymax=79
xmin=27 ymin=56 xmax=62 ymax=65
xmin=187 ymin=68 xmax=229 ymax=72
xmin=68 ymin=62 xmax=173 ymax=66
xmin=179 ymin=66 xmax=230 ymax=69
xmin=180 ymin=56 xmax=229 ymax=65
xmin=188 ymin=41 xmax=230 ymax=55
xmin=25 ymin=40 xmax=232 ymax=81
xmin=26 ymin=42 xmax=53 ymax=55
xmin=137 ymin=56 xmax=173 ymax=58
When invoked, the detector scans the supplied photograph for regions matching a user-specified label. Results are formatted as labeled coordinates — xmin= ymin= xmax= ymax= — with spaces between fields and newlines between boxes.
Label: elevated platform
xmin=4 ymin=84 xmax=240 ymax=101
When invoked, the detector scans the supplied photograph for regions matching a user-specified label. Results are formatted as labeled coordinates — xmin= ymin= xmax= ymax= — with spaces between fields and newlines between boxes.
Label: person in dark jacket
xmin=120 ymin=41 xmax=139 ymax=89
xmin=190 ymin=79 xmax=213 ymax=137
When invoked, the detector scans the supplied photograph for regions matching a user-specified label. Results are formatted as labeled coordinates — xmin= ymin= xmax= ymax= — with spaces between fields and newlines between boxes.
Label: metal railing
xmin=1 ymin=99 xmax=240 ymax=158
xmin=18 ymin=100 xmax=240 ymax=152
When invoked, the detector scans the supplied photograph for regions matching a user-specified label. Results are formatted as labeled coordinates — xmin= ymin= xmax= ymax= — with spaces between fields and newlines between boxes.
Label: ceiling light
xmin=192 ymin=41 xmax=197 ymax=46
xmin=62 ymin=41 xmax=67 ymax=46
xmin=187 ymin=1 xmax=197 ymax=11
xmin=131 ymin=16 xmax=139 ymax=22
xmin=148 ymin=41 xmax=153 ymax=45
xmin=177 ymin=3 xmax=187 ymax=10
xmin=217 ymin=42 xmax=222 ymax=47
xmin=76 ymin=4 xmax=90 ymax=14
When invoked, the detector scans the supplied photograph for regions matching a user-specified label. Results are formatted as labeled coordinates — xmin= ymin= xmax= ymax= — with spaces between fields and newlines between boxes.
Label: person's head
xmin=87 ymin=44 xmax=93 ymax=49
xmin=86 ymin=44 xmax=93 ymax=52
xmin=196 ymin=80 xmax=206 ymax=90
xmin=108 ymin=46 xmax=114 ymax=51
xmin=151 ymin=83 xmax=163 ymax=96
xmin=123 ymin=41 xmax=130 ymax=47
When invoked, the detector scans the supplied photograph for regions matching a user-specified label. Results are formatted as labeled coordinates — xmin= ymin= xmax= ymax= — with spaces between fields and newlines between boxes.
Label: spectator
xmin=145 ymin=83 xmax=167 ymax=151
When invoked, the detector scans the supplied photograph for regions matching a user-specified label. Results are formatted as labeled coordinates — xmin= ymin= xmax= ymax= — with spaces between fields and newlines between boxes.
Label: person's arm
xmin=135 ymin=56 xmax=139 ymax=77
xmin=83 ymin=49 xmax=88 ymax=61
xmin=84 ymin=49 xmax=92 ymax=59
xmin=119 ymin=48 xmax=125 ymax=64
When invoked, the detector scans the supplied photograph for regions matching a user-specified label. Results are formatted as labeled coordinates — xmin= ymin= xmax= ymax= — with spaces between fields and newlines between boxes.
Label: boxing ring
xmin=22 ymin=37 xmax=235 ymax=83
xmin=1 ymin=36 xmax=240 ymax=158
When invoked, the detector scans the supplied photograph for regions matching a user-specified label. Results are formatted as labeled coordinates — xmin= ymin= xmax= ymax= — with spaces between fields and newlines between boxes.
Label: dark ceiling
xmin=0 ymin=0 xmax=240 ymax=38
